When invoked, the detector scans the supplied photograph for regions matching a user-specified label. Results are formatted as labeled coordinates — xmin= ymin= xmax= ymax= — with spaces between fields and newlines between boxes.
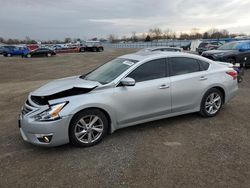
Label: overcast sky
xmin=0 ymin=0 xmax=250 ymax=40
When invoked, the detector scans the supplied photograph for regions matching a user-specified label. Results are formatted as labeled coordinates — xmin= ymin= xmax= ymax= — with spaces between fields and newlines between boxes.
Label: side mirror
xmin=120 ymin=77 xmax=136 ymax=86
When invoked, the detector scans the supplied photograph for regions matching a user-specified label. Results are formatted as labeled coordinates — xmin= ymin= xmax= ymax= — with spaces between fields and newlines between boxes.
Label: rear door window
xmin=170 ymin=57 xmax=201 ymax=76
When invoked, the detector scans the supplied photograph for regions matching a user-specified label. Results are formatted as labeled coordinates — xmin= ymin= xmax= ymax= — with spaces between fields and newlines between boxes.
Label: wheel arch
xmin=206 ymin=86 xmax=226 ymax=104
xmin=227 ymin=56 xmax=237 ymax=63
xmin=69 ymin=107 xmax=113 ymax=134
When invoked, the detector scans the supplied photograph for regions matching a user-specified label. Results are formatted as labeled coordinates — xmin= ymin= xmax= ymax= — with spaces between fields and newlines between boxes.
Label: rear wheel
xmin=199 ymin=88 xmax=223 ymax=117
xmin=69 ymin=109 xmax=108 ymax=147
xmin=47 ymin=53 xmax=52 ymax=57
xmin=98 ymin=47 xmax=103 ymax=52
xmin=227 ymin=58 xmax=236 ymax=64
xmin=27 ymin=54 xmax=31 ymax=58
xmin=92 ymin=47 xmax=97 ymax=52
xmin=7 ymin=53 xmax=11 ymax=57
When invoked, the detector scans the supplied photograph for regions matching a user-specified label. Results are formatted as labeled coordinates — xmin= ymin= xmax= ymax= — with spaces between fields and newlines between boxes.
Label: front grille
xmin=22 ymin=99 xmax=36 ymax=115
xmin=22 ymin=105 xmax=32 ymax=115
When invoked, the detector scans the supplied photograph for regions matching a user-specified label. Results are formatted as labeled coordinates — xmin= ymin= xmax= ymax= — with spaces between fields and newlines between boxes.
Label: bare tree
xmin=163 ymin=29 xmax=173 ymax=39
xmin=131 ymin=32 xmax=138 ymax=42
xmin=108 ymin=34 xmax=117 ymax=43
xmin=149 ymin=28 xmax=162 ymax=40
xmin=64 ymin=37 xmax=72 ymax=43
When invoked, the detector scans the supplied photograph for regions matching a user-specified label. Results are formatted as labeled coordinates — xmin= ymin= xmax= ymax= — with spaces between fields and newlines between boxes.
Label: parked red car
xmin=26 ymin=44 xmax=39 ymax=51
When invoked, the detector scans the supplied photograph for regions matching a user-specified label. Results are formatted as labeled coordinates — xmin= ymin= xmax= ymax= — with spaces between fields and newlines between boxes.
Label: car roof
xmin=120 ymin=51 xmax=209 ymax=62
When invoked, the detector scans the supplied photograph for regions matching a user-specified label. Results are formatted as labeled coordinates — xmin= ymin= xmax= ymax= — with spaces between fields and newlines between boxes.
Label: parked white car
xmin=138 ymin=46 xmax=183 ymax=53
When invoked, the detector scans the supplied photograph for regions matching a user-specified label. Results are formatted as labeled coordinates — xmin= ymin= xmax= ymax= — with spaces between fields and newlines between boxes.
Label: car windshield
xmin=218 ymin=42 xmax=240 ymax=50
xmin=82 ymin=58 xmax=138 ymax=84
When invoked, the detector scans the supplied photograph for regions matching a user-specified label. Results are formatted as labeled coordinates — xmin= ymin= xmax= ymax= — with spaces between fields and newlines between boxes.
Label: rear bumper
xmin=225 ymin=80 xmax=238 ymax=103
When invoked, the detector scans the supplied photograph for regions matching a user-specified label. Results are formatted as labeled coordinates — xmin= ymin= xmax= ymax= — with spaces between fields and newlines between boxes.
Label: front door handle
xmin=200 ymin=76 xmax=208 ymax=81
xmin=159 ymin=84 xmax=170 ymax=89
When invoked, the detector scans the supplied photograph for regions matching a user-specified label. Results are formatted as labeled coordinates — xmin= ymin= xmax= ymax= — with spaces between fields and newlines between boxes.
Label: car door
xmin=113 ymin=58 xmax=171 ymax=126
xmin=13 ymin=47 xmax=20 ymax=55
xmin=33 ymin=49 xmax=43 ymax=57
xmin=169 ymin=57 xmax=209 ymax=113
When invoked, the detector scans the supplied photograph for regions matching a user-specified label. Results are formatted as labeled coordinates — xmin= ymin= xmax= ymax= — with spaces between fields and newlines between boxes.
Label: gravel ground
xmin=0 ymin=49 xmax=249 ymax=188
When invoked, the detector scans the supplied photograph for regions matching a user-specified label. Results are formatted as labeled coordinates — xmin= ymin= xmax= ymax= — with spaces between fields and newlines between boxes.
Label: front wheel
xmin=199 ymin=88 xmax=223 ymax=117
xmin=69 ymin=109 xmax=108 ymax=147
xmin=47 ymin=53 xmax=52 ymax=57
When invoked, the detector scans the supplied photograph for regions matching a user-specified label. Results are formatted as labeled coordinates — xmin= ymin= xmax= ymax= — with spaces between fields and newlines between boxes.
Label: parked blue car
xmin=2 ymin=46 xmax=30 ymax=57
xmin=202 ymin=40 xmax=250 ymax=67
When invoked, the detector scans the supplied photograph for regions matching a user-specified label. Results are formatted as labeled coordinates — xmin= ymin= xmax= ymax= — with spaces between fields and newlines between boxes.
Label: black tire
xmin=80 ymin=48 xmax=85 ymax=52
xmin=69 ymin=109 xmax=108 ymax=147
xmin=199 ymin=88 xmax=223 ymax=117
xmin=227 ymin=58 xmax=236 ymax=64
xmin=92 ymin=47 xmax=97 ymax=52
xmin=98 ymin=47 xmax=103 ymax=52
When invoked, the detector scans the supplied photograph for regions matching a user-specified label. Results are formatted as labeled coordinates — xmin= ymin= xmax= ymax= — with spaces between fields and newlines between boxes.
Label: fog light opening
xmin=36 ymin=134 xmax=53 ymax=143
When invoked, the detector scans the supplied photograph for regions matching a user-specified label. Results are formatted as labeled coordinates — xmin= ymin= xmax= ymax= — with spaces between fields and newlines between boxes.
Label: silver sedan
xmin=19 ymin=51 xmax=238 ymax=147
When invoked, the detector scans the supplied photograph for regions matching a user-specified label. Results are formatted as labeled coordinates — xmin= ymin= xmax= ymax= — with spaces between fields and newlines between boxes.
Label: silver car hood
xmin=32 ymin=76 xmax=101 ymax=96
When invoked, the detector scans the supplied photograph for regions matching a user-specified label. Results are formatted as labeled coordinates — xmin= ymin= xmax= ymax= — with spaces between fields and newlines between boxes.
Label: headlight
xmin=34 ymin=102 xmax=68 ymax=121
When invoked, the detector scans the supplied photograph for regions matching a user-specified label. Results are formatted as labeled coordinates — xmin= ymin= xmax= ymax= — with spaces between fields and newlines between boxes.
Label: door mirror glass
xmin=120 ymin=77 xmax=136 ymax=86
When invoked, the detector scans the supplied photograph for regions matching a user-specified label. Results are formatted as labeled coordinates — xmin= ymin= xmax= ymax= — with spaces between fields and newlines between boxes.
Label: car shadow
xmin=20 ymin=112 xmax=205 ymax=153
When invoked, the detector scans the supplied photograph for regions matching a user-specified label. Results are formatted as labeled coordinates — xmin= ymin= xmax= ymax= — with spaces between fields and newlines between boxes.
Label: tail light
xmin=226 ymin=71 xmax=237 ymax=80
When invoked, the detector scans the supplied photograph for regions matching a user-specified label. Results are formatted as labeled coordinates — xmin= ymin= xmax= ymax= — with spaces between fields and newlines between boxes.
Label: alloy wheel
xmin=205 ymin=92 xmax=222 ymax=115
xmin=74 ymin=115 xmax=104 ymax=144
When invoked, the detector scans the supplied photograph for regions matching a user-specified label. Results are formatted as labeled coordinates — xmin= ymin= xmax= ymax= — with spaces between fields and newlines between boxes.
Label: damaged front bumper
xmin=19 ymin=97 xmax=73 ymax=147
xmin=19 ymin=113 xmax=72 ymax=147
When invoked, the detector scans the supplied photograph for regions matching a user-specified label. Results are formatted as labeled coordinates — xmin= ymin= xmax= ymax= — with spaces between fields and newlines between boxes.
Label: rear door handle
xmin=200 ymin=76 xmax=208 ymax=81
xmin=159 ymin=84 xmax=170 ymax=89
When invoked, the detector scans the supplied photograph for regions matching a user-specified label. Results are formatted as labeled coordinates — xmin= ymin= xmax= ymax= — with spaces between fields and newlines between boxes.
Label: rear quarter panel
xmin=204 ymin=63 xmax=238 ymax=103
